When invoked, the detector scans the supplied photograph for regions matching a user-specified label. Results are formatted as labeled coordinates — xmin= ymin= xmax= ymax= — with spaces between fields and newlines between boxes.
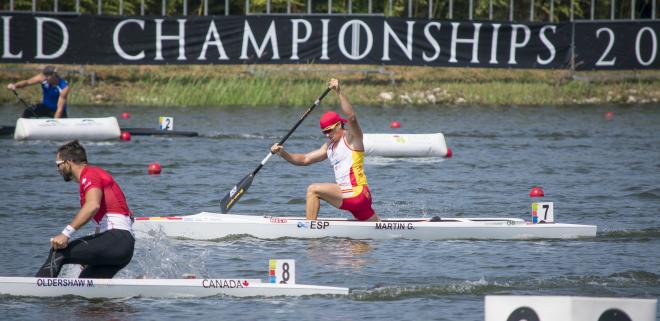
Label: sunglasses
xmin=56 ymin=159 xmax=66 ymax=168
xmin=321 ymin=122 xmax=341 ymax=135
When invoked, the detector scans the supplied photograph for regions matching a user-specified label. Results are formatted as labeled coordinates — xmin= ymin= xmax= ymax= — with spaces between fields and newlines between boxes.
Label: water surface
xmin=0 ymin=103 xmax=658 ymax=320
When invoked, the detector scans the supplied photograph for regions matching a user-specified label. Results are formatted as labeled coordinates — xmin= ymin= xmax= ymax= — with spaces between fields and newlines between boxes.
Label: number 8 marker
xmin=269 ymin=259 xmax=296 ymax=284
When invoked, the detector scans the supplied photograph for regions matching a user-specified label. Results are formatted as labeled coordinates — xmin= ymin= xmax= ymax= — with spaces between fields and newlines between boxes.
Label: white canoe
xmin=364 ymin=133 xmax=448 ymax=157
xmin=14 ymin=117 xmax=121 ymax=141
xmin=133 ymin=213 xmax=597 ymax=241
xmin=0 ymin=277 xmax=348 ymax=298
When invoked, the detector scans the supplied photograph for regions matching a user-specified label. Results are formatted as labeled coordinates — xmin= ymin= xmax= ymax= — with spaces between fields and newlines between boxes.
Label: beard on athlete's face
xmin=59 ymin=164 xmax=73 ymax=182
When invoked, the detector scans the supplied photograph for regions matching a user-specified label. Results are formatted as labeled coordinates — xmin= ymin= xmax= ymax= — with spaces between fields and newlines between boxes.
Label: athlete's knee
xmin=306 ymin=184 xmax=322 ymax=196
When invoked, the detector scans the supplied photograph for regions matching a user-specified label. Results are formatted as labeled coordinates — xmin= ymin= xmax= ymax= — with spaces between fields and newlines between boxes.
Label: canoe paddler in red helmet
xmin=271 ymin=78 xmax=380 ymax=222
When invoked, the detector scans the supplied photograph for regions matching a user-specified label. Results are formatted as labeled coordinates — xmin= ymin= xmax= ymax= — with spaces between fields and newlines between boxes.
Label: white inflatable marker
xmin=14 ymin=117 xmax=121 ymax=141
xmin=363 ymin=133 xmax=448 ymax=157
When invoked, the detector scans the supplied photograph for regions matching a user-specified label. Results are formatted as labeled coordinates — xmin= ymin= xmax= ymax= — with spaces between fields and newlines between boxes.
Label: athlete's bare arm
xmin=271 ymin=143 xmax=328 ymax=166
xmin=54 ymin=86 xmax=69 ymax=118
xmin=329 ymin=78 xmax=364 ymax=150
xmin=50 ymin=188 xmax=102 ymax=249
xmin=69 ymin=187 xmax=102 ymax=229
xmin=7 ymin=73 xmax=44 ymax=90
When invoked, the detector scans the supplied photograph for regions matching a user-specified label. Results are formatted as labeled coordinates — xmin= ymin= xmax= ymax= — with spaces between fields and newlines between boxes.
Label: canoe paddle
xmin=12 ymin=89 xmax=32 ymax=109
xmin=219 ymin=87 xmax=332 ymax=213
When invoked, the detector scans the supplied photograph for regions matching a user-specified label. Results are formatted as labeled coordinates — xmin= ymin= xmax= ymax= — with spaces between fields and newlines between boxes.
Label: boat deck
xmin=133 ymin=213 xmax=597 ymax=241
xmin=0 ymin=277 xmax=348 ymax=298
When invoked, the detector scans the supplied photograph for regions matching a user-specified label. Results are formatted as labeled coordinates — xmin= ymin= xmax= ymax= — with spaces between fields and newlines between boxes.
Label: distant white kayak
xmin=0 ymin=277 xmax=348 ymax=298
xmin=133 ymin=212 xmax=597 ymax=241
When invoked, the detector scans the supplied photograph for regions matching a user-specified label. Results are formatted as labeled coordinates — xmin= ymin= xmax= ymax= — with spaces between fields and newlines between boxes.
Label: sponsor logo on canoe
xmin=311 ymin=221 xmax=329 ymax=229
xmin=229 ymin=186 xmax=238 ymax=198
xmin=392 ymin=135 xmax=406 ymax=144
xmin=297 ymin=221 xmax=329 ymax=229
xmin=202 ymin=279 xmax=249 ymax=289
xmin=226 ymin=188 xmax=244 ymax=208
xmin=375 ymin=222 xmax=415 ymax=230
xmin=36 ymin=278 xmax=94 ymax=287
xmin=270 ymin=217 xmax=288 ymax=223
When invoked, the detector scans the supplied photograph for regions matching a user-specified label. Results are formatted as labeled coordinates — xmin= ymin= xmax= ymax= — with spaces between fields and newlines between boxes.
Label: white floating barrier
xmin=363 ymin=133 xmax=448 ymax=157
xmin=485 ymin=295 xmax=657 ymax=321
xmin=14 ymin=117 xmax=121 ymax=141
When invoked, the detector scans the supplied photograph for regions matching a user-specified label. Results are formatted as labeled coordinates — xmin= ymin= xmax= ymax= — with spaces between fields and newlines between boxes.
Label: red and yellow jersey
xmin=327 ymin=133 xmax=368 ymax=198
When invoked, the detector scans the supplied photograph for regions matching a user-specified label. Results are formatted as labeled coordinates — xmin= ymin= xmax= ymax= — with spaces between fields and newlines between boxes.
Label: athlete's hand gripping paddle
xmin=219 ymin=87 xmax=332 ymax=214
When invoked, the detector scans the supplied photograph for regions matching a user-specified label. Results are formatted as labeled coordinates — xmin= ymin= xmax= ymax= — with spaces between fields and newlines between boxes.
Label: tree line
xmin=4 ymin=0 xmax=656 ymax=21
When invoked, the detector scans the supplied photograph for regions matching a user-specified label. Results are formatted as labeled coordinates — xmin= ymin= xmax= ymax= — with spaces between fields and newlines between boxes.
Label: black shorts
xmin=35 ymin=229 xmax=134 ymax=279
xmin=22 ymin=104 xmax=68 ymax=118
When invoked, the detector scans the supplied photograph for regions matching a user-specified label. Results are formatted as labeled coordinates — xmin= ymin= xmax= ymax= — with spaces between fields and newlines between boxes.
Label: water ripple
xmin=351 ymin=271 xmax=660 ymax=300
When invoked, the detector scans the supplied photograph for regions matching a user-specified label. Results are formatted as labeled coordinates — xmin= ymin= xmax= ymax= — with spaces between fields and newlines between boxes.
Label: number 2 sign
xmin=159 ymin=116 xmax=174 ymax=131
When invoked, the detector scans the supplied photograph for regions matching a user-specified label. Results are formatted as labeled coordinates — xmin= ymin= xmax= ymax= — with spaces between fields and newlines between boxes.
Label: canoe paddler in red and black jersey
xmin=35 ymin=140 xmax=134 ymax=279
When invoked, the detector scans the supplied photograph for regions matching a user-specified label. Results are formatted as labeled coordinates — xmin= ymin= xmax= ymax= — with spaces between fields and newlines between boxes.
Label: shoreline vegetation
xmin=1 ymin=64 xmax=659 ymax=108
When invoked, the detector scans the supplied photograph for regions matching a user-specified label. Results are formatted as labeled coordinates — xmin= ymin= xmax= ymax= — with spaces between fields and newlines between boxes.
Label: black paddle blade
xmin=220 ymin=174 xmax=254 ymax=213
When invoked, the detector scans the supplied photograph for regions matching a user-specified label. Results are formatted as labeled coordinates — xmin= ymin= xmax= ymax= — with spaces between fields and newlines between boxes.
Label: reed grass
xmin=0 ymin=64 xmax=659 ymax=107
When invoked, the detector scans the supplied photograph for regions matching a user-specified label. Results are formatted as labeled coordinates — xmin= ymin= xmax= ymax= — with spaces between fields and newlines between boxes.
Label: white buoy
xmin=363 ymin=133 xmax=449 ymax=157
xmin=14 ymin=117 xmax=121 ymax=141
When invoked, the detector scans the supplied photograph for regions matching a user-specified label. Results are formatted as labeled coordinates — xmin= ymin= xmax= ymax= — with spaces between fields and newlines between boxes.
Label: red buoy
xmin=121 ymin=112 xmax=131 ymax=119
xmin=148 ymin=162 xmax=162 ymax=175
xmin=604 ymin=111 xmax=614 ymax=120
xmin=390 ymin=121 xmax=401 ymax=129
xmin=529 ymin=187 xmax=544 ymax=197
xmin=120 ymin=131 xmax=131 ymax=141
xmin=445 ymin=147 xmax=453 ymax=158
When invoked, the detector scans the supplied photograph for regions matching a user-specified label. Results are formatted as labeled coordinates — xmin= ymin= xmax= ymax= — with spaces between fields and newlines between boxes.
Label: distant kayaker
xmin=35 ymin=140 xmax=134 ymax=278
xmin=6 ymin=65 xmax=69 ymax=118
xmin=271 ymin=78 xmax=380 ymax=222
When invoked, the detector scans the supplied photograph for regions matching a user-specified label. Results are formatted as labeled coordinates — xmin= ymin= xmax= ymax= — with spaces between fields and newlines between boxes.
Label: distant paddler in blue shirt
xmin=6 ymin=65 xmax=69 ymax=118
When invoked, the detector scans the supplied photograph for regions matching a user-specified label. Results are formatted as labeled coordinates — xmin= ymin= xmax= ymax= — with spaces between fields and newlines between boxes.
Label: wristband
xmin=61 ymin=225 xmax=76 ymax=238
